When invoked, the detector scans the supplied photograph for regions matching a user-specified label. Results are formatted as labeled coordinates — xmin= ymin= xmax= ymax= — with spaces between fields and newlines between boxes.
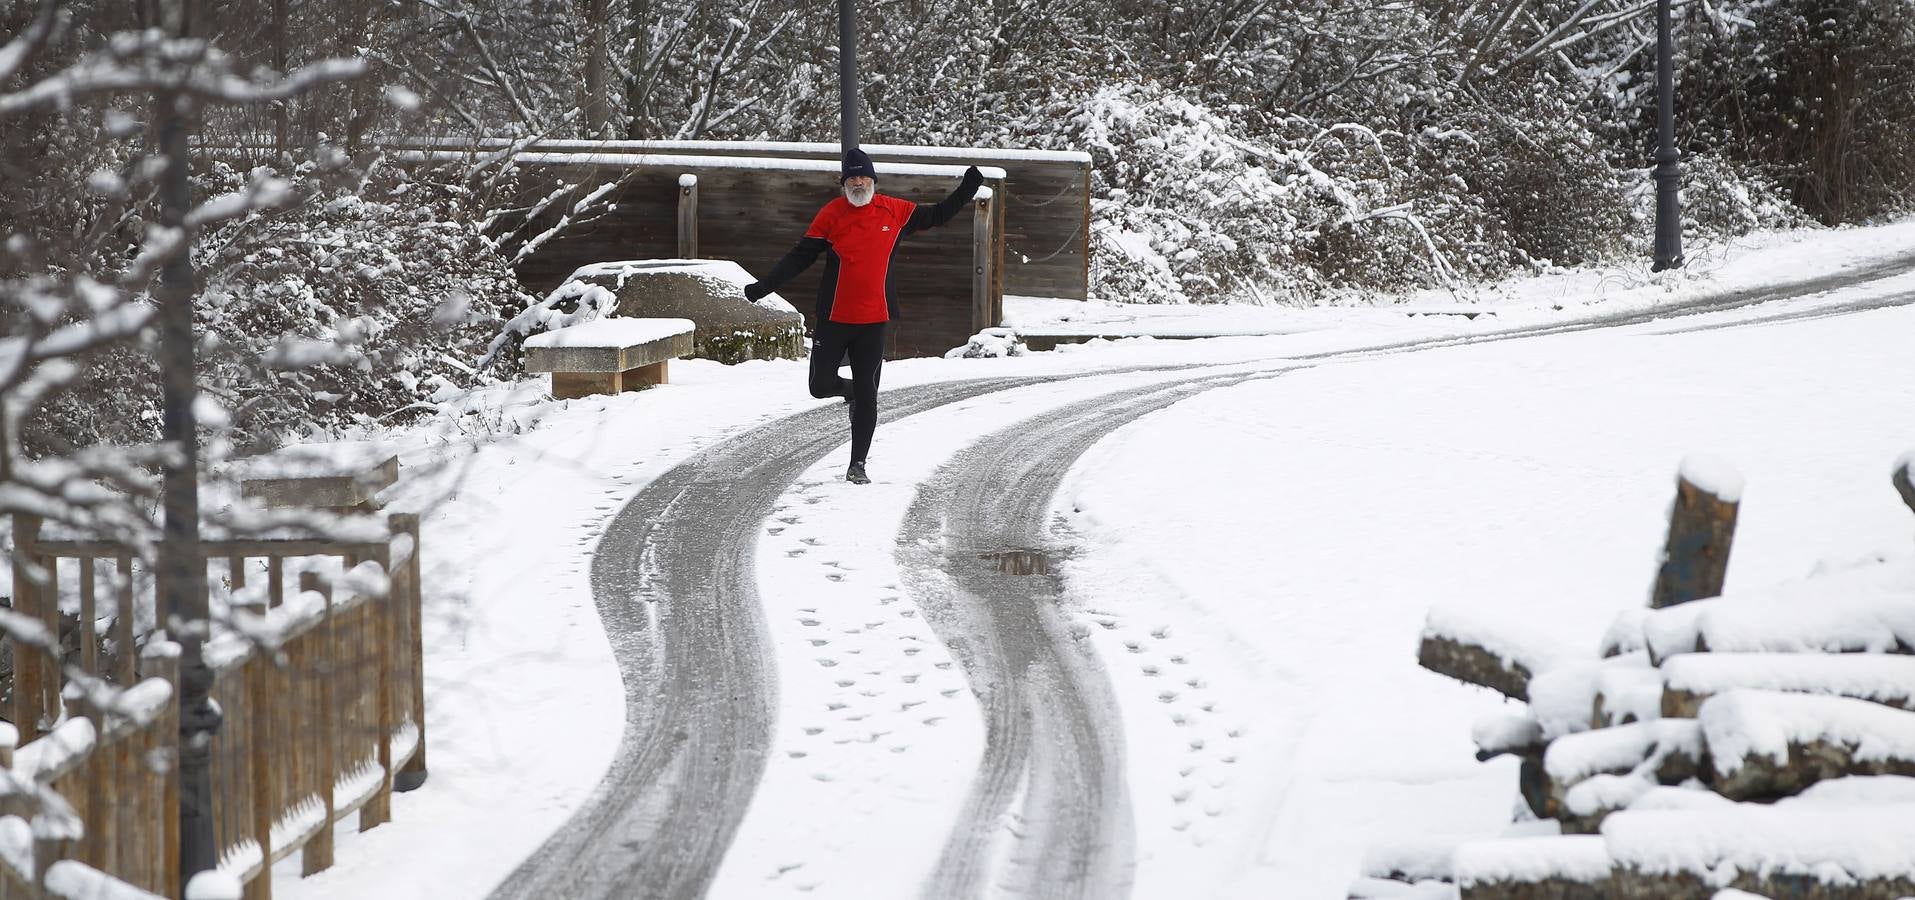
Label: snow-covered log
xmin=1419 ymin=606 xmax=1577 ymax=701
xmin=1603 ymin=804 xmax=1915 ymax=899
xmin=1699 ymin=690 xmax=1915 ymax=801
xmin=1642 ymin=559 xmax=1915 ymax=663
xmin=1542 ymin=720 xmax=1704 ymax=828
xmin=1454 ymin=836 xmax=1610 ymax=900
xmin=1662 ymin=653 xmax=1915 ymax=718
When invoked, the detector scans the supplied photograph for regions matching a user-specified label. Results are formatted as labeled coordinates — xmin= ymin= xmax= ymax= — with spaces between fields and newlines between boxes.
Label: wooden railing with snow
xmin=1360 ymin=454 xmax=1915 ymax=900
xmin=2 ymin=513 xmax=426 ymax=899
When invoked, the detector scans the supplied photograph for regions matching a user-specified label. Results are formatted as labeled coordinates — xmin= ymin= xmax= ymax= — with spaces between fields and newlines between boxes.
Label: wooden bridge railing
xmin=2 ymin=513 xmax=427 ymax=899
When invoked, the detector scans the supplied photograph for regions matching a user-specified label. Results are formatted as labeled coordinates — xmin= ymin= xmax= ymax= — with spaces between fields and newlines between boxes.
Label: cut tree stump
xmin=1651 ymin=459 xmax=1741 ymax=609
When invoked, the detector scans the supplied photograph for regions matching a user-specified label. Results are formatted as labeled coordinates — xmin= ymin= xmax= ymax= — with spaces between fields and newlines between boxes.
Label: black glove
xmin=961 ymin=165 xmax=984 ymax=191
xmin=743 ymin=281 xmax=769 ymax=301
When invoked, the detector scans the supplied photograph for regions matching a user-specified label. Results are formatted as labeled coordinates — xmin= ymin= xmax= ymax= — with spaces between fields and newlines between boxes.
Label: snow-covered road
xmin=276 ymin=221 xmax=1915 ymax=899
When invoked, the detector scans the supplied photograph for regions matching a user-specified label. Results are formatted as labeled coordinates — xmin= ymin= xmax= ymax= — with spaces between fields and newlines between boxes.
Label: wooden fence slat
xmin=267 ymin=556 xmax=284 ymax=610
xmin=677 ymin=173 xmax=698 ymax=258
xmin=11 ymin=517 xmax=47 ymax=743
xmin=79 ymin=558 xmax=98 ymax=676
xmin=392 ymin=514 xmax=427 ymax=791
xmin=115 ymin=556 xmax=136 ymax=684
xmin=299 ymin=571 xmax=335 ymax=877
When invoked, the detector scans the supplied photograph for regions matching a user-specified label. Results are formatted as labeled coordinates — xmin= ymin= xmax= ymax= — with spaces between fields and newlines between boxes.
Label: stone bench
xmin=524 ymin=317 xmax=696 ymax=399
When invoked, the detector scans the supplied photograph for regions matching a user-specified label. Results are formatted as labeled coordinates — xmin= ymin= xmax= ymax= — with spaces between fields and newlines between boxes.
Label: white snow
xmin=1453 ymin=835 xmax=1611 ymax=885
xmin=1543 ymin=719 xmax=1702 ymax=786
xmin=266 ymin=217 xmax=1915 ymax=899
xmin=44 ymin=861 xmax=168 ymax=900
xmin=1698 ymin=689 xmax=1915 ymax=775
xmin=1643 ymin=559 xmax=1915 ymax=661
xmin=1663 ymin=652 xmax=1915 ymax=709
xmin=1602 ymin=805 xmax=1915 ymax=883
xmin=1678 ymin=453 xmax=1745 ymax=502
xmin=394 ymin=149 xmax=1007 ymax=183
xmin=521 ymin=317 xmax=694 ymax=349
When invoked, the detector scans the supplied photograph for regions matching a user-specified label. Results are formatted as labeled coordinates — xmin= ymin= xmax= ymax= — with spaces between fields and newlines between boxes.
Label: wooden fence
xmin=392 ymin=139 xmax=1092 ymax=359
xmin=1 ymin=514 xmax=427 ymax=899
xmin=405 ymin=139 xmax=1094 ymax=302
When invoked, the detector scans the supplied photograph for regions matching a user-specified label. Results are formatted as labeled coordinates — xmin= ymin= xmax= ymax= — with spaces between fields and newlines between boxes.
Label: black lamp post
xmin=838 ymin=0 xmax=859 ymax=152
xmin=152 ymin=0 xmax=222 ymax=891
xmin=1651 ymin=0 xmax=1684 ymax=271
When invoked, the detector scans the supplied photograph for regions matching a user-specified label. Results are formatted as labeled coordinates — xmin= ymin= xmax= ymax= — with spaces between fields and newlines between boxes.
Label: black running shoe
xmin=846 ymin=461 xmax=870 ymax=485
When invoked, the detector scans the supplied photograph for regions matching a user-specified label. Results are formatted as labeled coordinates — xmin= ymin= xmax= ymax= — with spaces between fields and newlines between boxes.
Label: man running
xmin=744 ymin=148 xmax=983 ymax=484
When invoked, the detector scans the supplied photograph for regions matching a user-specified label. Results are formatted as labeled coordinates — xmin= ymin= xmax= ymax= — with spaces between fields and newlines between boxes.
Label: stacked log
xmin=1358 ymin=456 xmax=1915 ymax=900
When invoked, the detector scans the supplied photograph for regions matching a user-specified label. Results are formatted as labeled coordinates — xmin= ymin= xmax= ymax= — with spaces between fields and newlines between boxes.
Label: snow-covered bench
xmin=523 ymin=317 xmax=695 ymax=399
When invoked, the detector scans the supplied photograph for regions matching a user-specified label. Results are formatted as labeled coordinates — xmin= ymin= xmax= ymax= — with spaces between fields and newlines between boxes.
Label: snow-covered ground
xmin=277 ymin=218 xmax=1915 ymax=898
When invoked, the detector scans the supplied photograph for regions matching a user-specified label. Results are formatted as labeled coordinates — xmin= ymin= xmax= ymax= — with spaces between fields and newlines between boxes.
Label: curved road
xmin=899 ymin=372 xmax=1272 ymax=898
xmin=491 ymin=253 xmax=1915 ymax=899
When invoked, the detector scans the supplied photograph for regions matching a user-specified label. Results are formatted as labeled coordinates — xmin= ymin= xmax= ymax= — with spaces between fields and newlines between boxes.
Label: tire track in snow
xmin=899 ymin=372 xmax=1272 ymax=900
xmin=489 ymin=377 xmax=1032 ymax=900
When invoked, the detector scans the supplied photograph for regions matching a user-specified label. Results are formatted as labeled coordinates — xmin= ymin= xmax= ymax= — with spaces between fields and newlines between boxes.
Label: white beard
xmin=844 ymin=183 xmax=874 ymax=207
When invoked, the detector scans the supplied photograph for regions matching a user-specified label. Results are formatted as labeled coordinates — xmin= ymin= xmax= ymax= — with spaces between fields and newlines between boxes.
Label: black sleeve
xmin=903 ymin=166 xmax=985 ymax=237
xmin=754 ymin=236 xmax=829 ymax=295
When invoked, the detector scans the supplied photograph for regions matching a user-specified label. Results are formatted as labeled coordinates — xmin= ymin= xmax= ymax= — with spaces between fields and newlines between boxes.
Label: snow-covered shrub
xmin=192 ymin=162 xmax=525 ymax=451
xmin=1069 ymin=85 xmax=1452 ymax=305
xmin=34 ymin=160 xmax=526 ymax=454
xmin=1671 ymin=154 xmax=1812 ymax=243
xmin=476 ymin=278 xmax=619 ymax=372
xmin=944 ymin=327 xmax=1027 ymax=359
xmin=1685 ymin=0 xmax=1915 ymax=224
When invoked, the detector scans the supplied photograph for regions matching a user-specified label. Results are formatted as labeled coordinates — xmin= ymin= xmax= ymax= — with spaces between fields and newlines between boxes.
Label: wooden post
xmin=300 ymin=571 xmax=336 ymax=876
xmin=79 ymin=556 xmax=98 ymax=676
xmin=246 ymin=648 xmax=275 ymax=900
xmin=142 ymin=642 xmax=182 ymax=899
xmin=391 ymin=514 xmax=427 ymax=792
xmin=359 ymin=539 xmax=394 ymax=831
xmin=1650 ymin=461 xmax=1741 ymax=608
xmin=268 ymin=556 xmax=285 ymax=609
xmin=677 ymin=173 xmax=698 ymax=259
xmin=971 ymin=187 xmax=995 ymax=336
xmin=10 ymin=514 xmax=52 ymax=742
xmin=114 ymin=556 xmax=136 ymax=685
xmin=1894 ymin=454 xmax=1915 ymax=517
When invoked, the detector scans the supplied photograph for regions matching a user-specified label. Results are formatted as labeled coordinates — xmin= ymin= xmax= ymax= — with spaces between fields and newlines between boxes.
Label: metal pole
xmin=155 ymin=0 xmax=221 ymax=891
xmin=838 ymin=0 xmax=859 ymax=152
xmin=1651 ymin=0 xmax=1683 ymax=271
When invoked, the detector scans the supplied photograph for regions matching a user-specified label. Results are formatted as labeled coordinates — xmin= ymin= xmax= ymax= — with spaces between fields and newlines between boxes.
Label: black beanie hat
xmin=840 ymin=148 xmax=876 ymax=183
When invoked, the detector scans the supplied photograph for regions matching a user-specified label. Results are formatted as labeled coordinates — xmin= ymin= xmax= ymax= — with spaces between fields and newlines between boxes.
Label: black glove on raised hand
xmin=961 ymin=165 xmax=984 ymax=191
xmin=743 ymin=281 xmax=769 ymax=301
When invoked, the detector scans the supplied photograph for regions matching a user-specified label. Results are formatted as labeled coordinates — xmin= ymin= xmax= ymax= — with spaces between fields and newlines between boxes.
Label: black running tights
xmin=808 ymin=320 xmax=887 ymax=464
